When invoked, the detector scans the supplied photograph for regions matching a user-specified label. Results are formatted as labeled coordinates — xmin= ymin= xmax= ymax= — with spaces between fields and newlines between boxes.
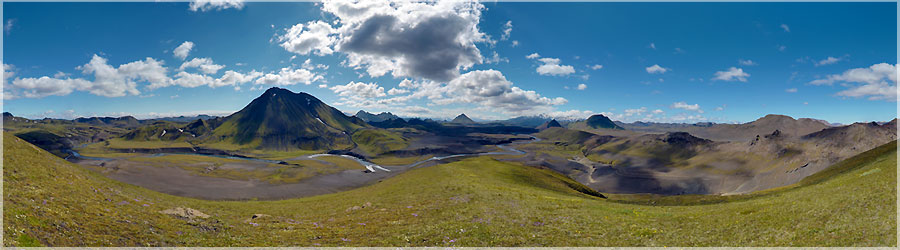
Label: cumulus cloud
xmin=173 ymin=41 xmax=194 ymax=60
xmin=534 ymin=57 xmax=575 ymax=76
xmin=810 ymin=63 xmax=897 ymax=101
xmin=810 ymin=63 xmax=896 ymax=85
xmin=331 ymin=81 xmax=387 ymax=100
xmin=179 ymin=57 xmax=225 ymax=74
xmin=500 ymin=20 xmax=513 ymax=40
xmin=278 ymin=20 xmax=336 ymax=56
xmin=420 ymin=69 xmax=567 ymax=114
xmin=511 ymin=40 xmax=519 ymax=47
xmin=780 ymin=24 xmax=790 ymax=32
xmin=645 ymin=64 xmax=668 ymax=74
xmin=254 ymin=67 xmax=324 ymax=86
xmin=590 ymin=64 xmax=603 ymax=70
xmin=577 ymin=83 xmax=587 ymax=90
xmin=9 ymin=54 xmax=167 ymax=98
xmin=671 ymin=101 xmax=703 ymax=113
xmin=189 ymin=0 xmax=244 ymax=12
xmin=215 ymin=70 xmax=262 ymax=88
xmin=785 ymin=88 xmax=798 ymax=93
xmin=649 ymin=43 xmax=656 ymax=50
xmin=712 ymin=67 xmax=749 ymax=82
xmin=9 ymin=77 xmax=92 ymax=99
xmin=278 ymin=1 xmax=488 ymax=82
xmin=526 ymin=53 xmax=540 ymax=59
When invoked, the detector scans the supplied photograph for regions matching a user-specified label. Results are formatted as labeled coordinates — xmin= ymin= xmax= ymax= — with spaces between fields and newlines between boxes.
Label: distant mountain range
xmin=354 ymin=111 xmax=401 ymax=123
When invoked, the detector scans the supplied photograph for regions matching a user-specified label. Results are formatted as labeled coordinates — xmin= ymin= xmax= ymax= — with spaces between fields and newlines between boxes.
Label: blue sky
xmin=2 ymin=1 xmax=897 ymax=124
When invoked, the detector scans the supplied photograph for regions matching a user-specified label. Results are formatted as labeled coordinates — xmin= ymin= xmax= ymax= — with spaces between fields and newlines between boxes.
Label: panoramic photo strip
xmin=2 ymin=0 xmax=898 ymax=247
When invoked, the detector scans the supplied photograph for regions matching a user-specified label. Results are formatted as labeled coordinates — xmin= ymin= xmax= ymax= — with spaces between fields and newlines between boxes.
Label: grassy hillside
xmin=3 ymin=132 xmax=896 ymax=247
xmin=352 ymin=129 xmax=409 ymax=156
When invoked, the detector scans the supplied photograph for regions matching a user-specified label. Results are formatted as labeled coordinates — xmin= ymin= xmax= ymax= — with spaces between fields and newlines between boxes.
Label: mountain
xmin=693 ymin=114 xmax=829 ymax=141
xmin=585 ymin=114 xmax=623 ymax=129
xmin=155 ymin=114 xmax=217 ymax=123
xmin=207 ymin=87 xmax=368 ymax=150
xmin=354 ymin=110 xmax=401 ymax=123
xmin=501 ymin=116 xmax=551 ymax=128
xmin=450 ymin=113 xmax=476 ymax=124
xmin=536 ymin=119 xmax=562 ymax=130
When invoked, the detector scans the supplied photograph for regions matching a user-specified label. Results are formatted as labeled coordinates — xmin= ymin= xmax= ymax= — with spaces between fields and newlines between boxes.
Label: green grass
xmin=123 ymin=154 xmax=364 ymax=184
xmin=352 ymin=129 xmax=409 ymax=156
xmin=105 ymin=138 xmax=193 ymax=149
xmin=3 ymin=133 xmax=896 ymax=247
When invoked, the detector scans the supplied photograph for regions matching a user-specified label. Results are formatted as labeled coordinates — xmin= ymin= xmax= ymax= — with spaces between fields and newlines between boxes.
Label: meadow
xmin=3 ymin=133 xmax=896 ymax=246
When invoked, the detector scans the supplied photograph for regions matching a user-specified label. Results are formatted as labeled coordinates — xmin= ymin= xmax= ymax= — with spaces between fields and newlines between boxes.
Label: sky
xmin=2 ymin=1 xmax=897 ymax=124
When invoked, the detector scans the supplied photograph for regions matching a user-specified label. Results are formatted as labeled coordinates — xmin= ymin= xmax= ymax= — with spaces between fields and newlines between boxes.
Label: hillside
xmin=3 ymin=132 xmax=896 ymax=246
xmin=206 ymin=87 xmax=368 ymax=150
xmin=617 ymin=114 xmax=831 ymax=142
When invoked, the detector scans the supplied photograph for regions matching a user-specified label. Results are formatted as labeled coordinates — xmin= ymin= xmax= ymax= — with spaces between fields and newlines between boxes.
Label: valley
xmin=3 ymin=87 xmax=897 ymax=247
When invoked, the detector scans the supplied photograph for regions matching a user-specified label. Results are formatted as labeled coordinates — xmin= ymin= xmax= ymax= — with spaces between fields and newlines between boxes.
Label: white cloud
xmin=780 ymin=24 xmax=790 ymax=32
xmin=837 ymin=83 xmax=897 ymax=101
xmin=624 ymin=107 xmax=647 ymax=116
xmin=671 ymin=101 xmax=703 ymax=113
xmin=590 ymin=64 xmax=603 ymax=70
xmin=535 ymin=57 xmax=575 ymax=76
xmin=739 ymin=59 xmax=756 ymax=66
xmin=712 ymin=67 xmax=749 ymax=82
xmin=424 ymin=69 xmax=567 ymax=114
xmin=814 ymin=56 xmax=842 ymax=66
xmin=9 ymin=77 xmax=92 ymax=99
xmin=387 ymin=88 xmax=409 ymax=95
xmin=189 ymin=0 xmax=244 ymax=12
xmin=810 ymin=63 xmax=897 ymax=101
xmin=179 ymin=57 xmax=225 ymax=74
xmin=645 ymin=64 xmax=668 ymax=74
xmin=649 ymin=43 xmax=656 ymax=50
xmin=173 ymin=41 xmax=194 ymax=60
xmin=214 ymin=70 xmax=262 ymax=88
xmin=484 ymin=51 xmax=509 ymax=64
xmin=543 ymin=109 xmax=595 ymax=120
xmin=785 ymin=88 xmax=798 ymax=93
xmin=281 ymin=0 xmax=488 ymax=82
xmin=254 ymin=67 xmax=324 ymax=86
xmin=810 ymin=63 xmax=896 ymax=86
xmin=171 ymin=72 xmax=214 ymax=88
xmin=777 ymin=45 xmax=787 ymax=52
xmin=278 ymin=20 xmax=336 ymax=56
xmin=652 ymin=109 xmax=664 ymax=114
xmin=526 ymin=53 xmax=540 ymax=59
xmin=511 ymin=40 xmax=519 ymax=47
xmin=4 ymin=19 xmax=15 ymax=34
xmin=500 ymin=20 xmax=513 ymax=40
xmin=3 ymin=63 xmax=15 ymax=83
xmin=577 ymin=83 xmax=587 ymax=90
xmin=331 ymin=81 xmax=386 ymax=99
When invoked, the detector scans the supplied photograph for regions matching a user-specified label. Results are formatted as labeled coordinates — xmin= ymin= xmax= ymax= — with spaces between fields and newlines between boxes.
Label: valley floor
xmin=3 ymin=133 xmax=897 ymax=247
